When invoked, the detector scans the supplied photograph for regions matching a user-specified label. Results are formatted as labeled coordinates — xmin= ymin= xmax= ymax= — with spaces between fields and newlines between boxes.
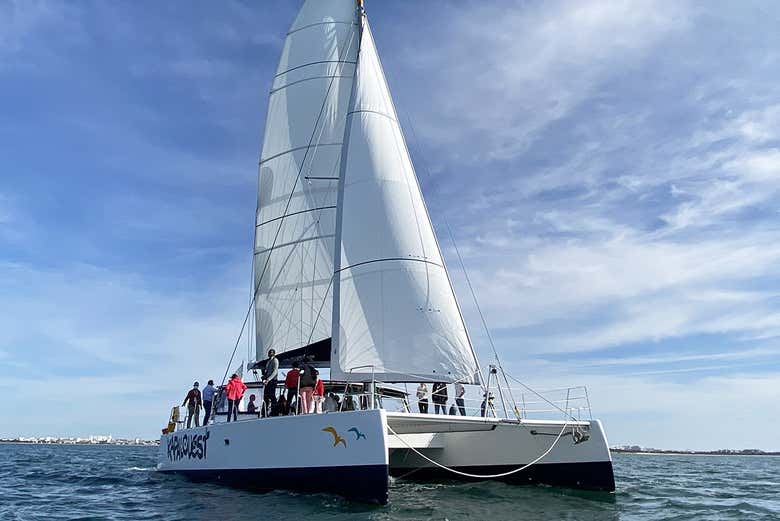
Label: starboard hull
xmin=157 ymin=409 xmax=391 ymax=504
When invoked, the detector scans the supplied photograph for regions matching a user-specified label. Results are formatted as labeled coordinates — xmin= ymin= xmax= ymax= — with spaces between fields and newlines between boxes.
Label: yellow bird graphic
xmin=322 ymin=426 xmax=347 ymax=448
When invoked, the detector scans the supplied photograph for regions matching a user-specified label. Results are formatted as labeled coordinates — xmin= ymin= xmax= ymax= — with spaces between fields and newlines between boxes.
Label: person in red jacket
xmin=284 ymin=361 xmax=301 ymax=414
xmin=225 ymin=373 xmax=247 ymax=422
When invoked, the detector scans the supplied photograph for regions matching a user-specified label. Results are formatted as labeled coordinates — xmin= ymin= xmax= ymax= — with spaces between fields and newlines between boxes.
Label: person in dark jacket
xmin=262 ymin=349 xmax=279 ymax=417
xmin=298 ymin=363 xmax=316 ymax=414
xmin=182 ymin=382 xmax=202 ymax=428
xmin=431 ymin=382 xmax=448 ymax=415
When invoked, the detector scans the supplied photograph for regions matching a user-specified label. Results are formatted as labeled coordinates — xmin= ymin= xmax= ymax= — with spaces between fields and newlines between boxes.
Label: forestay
xmin=331 ymin=19 xmax=481 ymax=384
xmin=254 ymin=0 xmax=359 ymax=361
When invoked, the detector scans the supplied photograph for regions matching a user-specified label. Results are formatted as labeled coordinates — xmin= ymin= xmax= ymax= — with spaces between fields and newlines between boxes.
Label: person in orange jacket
xmin=225 ymin=373 xmax=247 ymax=422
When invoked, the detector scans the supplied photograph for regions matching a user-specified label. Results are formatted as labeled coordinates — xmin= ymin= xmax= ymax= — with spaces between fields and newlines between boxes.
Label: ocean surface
xmin=1 ymin=444 xmax=778 ymax=520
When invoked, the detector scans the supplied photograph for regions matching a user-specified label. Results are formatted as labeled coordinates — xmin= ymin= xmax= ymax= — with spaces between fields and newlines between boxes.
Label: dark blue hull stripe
xmin=159 ymin=464 xmax=389 ymax=504
xmin=389 ymin=460 xmax=616 ymax=492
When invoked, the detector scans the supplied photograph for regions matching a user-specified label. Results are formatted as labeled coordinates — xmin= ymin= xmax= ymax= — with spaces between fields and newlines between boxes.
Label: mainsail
xmin=253 ymin=0 xmax=359 ymax=360
xmin=255 ymin=0 xmax=480 ymax=384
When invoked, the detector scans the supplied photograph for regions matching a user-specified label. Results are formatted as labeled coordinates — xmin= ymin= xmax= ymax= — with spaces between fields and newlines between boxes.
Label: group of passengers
xmin=180 ymin=349 xmax=336 ymax=427
xmin=181 ymin=349 xmax=494 ymax=428
xmin=415 ymin=382 xmax=494 ymax=417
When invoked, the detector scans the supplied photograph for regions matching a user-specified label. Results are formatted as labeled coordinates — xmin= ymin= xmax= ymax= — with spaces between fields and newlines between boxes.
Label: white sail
xmin=254 ymin=0 xmax=359 ymax=360
xmin=331 ymin=19 xmax=481 ymax=384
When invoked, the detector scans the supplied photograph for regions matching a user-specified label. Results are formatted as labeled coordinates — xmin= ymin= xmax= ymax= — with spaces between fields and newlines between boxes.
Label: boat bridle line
xmin=219 ymin=28 xmax=358 ymax=389
xmin=385 ymin=420 xmax=570 ymax=479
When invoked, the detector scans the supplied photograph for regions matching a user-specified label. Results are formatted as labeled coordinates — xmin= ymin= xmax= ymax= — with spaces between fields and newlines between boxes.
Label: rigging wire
xmin=404 ymin=119 xmax=522 ymax=419
xmin=219 ymin=29 xmax=358 ymax=387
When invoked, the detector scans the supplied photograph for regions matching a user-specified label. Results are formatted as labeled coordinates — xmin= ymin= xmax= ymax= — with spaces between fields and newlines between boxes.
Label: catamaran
xmin=157 ymin=0 xmax=615 ymax=504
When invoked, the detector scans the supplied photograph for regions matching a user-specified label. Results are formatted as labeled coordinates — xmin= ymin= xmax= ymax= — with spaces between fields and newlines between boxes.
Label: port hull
xmin=386 ymin=413 xmax=615 ymax=492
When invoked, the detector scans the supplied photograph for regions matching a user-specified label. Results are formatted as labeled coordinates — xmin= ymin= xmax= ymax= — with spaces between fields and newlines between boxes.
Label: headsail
xmin=330 ymin=17 xmax=481 ymax=384
xmin=253 ymin=0 xmax=359 ymax=361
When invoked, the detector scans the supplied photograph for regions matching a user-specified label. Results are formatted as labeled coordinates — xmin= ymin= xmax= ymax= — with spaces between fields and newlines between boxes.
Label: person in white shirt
xmin=455 ymin=382 xmax=466 ymax=416
xmin=416 ymin=383 xmax=429 ymax=414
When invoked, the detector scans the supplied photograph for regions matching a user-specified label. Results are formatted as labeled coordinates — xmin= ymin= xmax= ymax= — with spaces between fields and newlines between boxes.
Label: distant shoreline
xmin=611 ymin=448 xmax=780 ymax=456
xmin=0 ymin=439 xmax=159 ymax=446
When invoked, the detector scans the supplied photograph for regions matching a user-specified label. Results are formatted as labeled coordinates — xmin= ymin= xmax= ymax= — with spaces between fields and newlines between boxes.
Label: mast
xmin=331 ymin=0 xmax=365 ymax=379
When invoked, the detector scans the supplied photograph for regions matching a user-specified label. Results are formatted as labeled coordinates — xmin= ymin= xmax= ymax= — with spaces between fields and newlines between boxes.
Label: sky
xmin=1 ymin=0 xmax=779 ymax=450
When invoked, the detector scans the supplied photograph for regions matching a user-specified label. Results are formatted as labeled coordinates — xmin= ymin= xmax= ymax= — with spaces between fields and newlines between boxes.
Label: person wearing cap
xmin=182 ymin=382 xmax=202 ymax=428
xmin=201 ymin=379 xmax=216 ymax=425
xmin=262 ymin=348 xmax=279 ymax=417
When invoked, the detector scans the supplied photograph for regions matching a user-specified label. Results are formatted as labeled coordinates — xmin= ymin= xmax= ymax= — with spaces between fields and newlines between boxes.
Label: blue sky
xmin=1 ymin=0 xmax=779 ymax=450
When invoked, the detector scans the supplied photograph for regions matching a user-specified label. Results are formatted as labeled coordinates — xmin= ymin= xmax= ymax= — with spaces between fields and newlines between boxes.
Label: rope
xmin=386 ymin=420 xmax=570 ymax=479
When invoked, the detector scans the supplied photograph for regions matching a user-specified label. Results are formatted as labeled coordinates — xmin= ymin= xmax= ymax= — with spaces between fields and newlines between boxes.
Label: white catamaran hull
xmin=386 ymin=413 xmax=615 ymax=492
xmin=158 ymin=410 xmax=614 ymax=503
xmin=157 ymin=410 xmax=390 ymax=503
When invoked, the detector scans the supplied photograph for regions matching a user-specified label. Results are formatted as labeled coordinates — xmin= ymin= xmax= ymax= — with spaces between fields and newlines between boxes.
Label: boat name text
xmin=166 ymin=431 xmax=210 ymax=462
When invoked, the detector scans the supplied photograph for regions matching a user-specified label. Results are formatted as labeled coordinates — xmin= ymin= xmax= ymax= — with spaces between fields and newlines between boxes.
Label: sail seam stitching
xmin=270 ymin=75 xmax=353 ymax=95
xmin=275 ymin=60 xmax=356 ymax=78
xmin=259 ymin=143 xmax=342 ymax=165
xmin=335 ymin=257 xmax=444 ymax=274
xmin=256 ymin=206 xmax=337 ymax=228
xmin=347 ymin=109 xmax=397 ymax=123
xmin=287 ymin=21 xmax=358 ymax=37
xmin=254 ymin=234 xmax=336 ymax=256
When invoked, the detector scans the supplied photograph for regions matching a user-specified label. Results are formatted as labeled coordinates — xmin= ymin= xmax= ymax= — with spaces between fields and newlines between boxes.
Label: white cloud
xmin=391 ymin=0 xmax=689 ymax=160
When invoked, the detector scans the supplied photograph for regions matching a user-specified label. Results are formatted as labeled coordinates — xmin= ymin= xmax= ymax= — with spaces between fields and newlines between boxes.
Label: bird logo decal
xmin=348 ymin=427 xmax=366 ymax=440
xmin=322 ymin=427 xmax=347 ymax=448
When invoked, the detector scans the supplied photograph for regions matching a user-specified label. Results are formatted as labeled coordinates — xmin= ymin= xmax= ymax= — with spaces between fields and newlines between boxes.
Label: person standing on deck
xmin=182 ymin=382 xmax=202 ymax=428
xmin=202 ymin=379 xmax=216 ymax=425
xmin=284 ymin=361 xmax=301 ymax=414
xmin=416 ymin=383 xmax=429 ymax=413
xmin=455 ymin=382 xmax=467 ymax=416
xmin=432 ymin=382 xmax=448 ymax=415
xmin=298 ymin=363 xmax=315 ymax=414
xmin=226 ymin=373 xmax=246 ymax=422
xmin=312 ymin=369 xmax=324 ymax=414
xmin=262 ymin=349 xmax=279 ymax=417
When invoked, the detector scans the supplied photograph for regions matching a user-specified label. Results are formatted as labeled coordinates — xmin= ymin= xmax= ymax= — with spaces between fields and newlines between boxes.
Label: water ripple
xmin=1 ymin=444 xmax=778 ymax=520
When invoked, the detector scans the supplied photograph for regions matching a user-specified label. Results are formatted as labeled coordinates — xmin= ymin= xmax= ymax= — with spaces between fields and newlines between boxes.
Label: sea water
xmin=1 ymin=444 xmax=778 ymax=520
